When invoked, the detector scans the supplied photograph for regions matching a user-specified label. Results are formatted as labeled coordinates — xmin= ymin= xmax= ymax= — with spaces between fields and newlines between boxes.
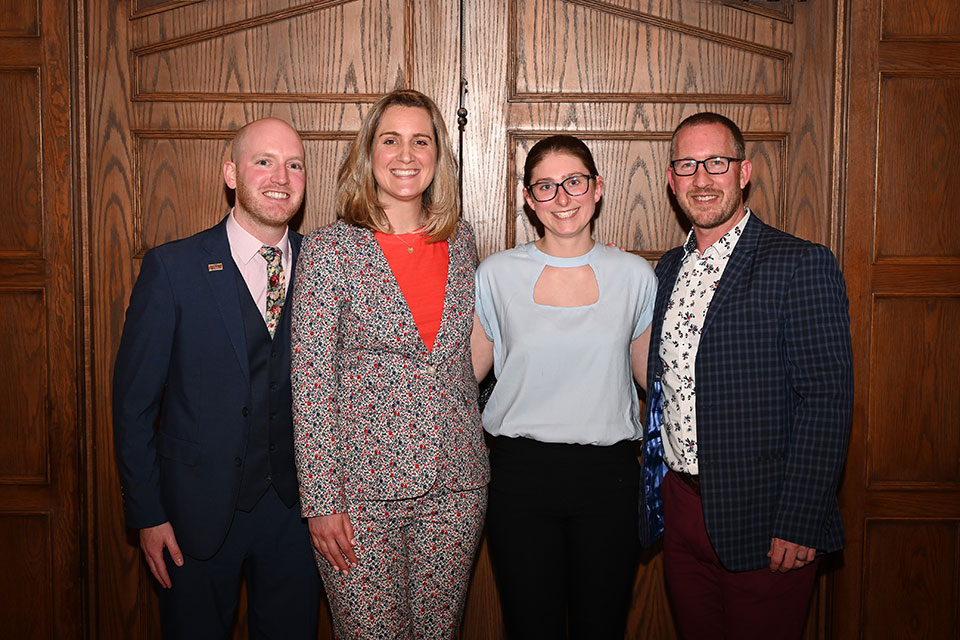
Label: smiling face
xmin=668 ymin=122 xmax=752 ymax=245
xmin=371 ymin=106 xmax=437 ymax=215
xmin=223 ymin=118 xmax=305 ymax=242
xmin=523 ymin=151 xmax=603 ymax=250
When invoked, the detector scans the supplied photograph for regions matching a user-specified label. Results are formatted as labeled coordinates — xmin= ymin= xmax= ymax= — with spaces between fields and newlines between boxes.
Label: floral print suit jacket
xmin=291 ymin=219 xmax=490 ymax=517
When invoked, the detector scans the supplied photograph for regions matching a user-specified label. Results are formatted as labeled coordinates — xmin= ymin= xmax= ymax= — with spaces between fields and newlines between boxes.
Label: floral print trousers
xmin=318 ymin=485 xmax=487 ymax=639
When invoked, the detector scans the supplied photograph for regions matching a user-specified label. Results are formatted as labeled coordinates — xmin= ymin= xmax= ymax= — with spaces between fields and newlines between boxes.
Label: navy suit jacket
xmin=113 ymin=216 xmax=302 ymax=559
xmin=642 ymin=213 xmax=853 ymax=572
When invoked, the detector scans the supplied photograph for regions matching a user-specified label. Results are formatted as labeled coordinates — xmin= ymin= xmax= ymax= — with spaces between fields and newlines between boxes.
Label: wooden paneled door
xmin=460 ymin=1 xmax=843 ymax=636
xmin=85 ymin=1 xmax=462 ymax=638
xmin=86 ymin=0 xmax=846 ymax=638
xmin=0 ymin=0 xmax=83 ymax=638
xmin=835 ymin=1 xmax=960 ymax=638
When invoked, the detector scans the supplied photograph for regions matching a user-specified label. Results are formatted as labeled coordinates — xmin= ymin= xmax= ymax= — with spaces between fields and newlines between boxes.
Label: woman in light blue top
xmin=472 ymin=135 xmax=656 ymax=639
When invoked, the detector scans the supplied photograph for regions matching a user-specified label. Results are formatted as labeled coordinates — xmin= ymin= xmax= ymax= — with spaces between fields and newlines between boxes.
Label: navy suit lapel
xmin=201 ymin=218 xmax=250 ymax=383
xmin=700 ymin=213 xmax=762 ymax=337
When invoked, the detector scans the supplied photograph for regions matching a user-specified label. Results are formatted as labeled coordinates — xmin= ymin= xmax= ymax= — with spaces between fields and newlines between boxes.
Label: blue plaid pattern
xmin=642 ymin=213 xmax=853 ymax=571
xmin=639 ymin=380 xmax=668 ymax=545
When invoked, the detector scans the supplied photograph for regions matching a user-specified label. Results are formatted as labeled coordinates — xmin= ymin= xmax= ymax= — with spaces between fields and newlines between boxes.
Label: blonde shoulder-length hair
xmin=337 ymin=89 xmax=460 ymax=242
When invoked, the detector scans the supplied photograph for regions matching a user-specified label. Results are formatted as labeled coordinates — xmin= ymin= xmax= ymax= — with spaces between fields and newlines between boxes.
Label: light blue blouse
xmin=475 ymin=241 xmax=657 ymax=445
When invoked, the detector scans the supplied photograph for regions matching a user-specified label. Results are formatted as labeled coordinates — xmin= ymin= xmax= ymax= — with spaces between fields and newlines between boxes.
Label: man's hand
xmin=768 ymin=537 xmax=816 ymax=572
xmin=139 ymin=522 xmax=183 ymax=588
xmin=309 ymin=513 xmax=358 ymax=575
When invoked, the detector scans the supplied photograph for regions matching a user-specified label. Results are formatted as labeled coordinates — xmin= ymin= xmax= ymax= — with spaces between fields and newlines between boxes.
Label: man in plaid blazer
xmin=641 ymin=112 xmax=853 ymax=640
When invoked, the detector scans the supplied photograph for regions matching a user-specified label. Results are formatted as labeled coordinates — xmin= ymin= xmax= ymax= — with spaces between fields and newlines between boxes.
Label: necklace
xmin=390 ymin=232 xmax=418 ymax=254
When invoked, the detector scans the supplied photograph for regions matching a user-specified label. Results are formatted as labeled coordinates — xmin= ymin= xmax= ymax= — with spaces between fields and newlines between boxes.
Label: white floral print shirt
xmin=659 ymin=211 xmax=750 ymax=474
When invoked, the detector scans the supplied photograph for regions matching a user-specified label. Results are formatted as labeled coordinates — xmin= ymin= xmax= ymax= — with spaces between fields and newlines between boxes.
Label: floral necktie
xmin=258 ymin=245 xmax=284 ymax=338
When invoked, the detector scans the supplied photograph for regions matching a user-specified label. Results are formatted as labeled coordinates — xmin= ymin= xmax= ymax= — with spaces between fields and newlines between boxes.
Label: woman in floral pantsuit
xmin=290 ymin=90 xmax=489 ymax=639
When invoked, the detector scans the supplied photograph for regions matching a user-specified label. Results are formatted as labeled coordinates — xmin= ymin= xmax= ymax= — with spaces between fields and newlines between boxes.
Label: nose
xmin=271 ymin=165 xmax=290 ymax=184
xmin=555 ymin=184 xmax=571 ymax=205
xmin=398 ymin=141 xmax=414 ymax=162
xmin=692 ymin=164 xmax=714 ymax=187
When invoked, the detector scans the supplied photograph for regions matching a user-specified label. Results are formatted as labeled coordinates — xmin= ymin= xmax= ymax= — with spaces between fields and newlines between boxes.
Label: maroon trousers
xmin=661 ymin=470 xmax=819 ymax=640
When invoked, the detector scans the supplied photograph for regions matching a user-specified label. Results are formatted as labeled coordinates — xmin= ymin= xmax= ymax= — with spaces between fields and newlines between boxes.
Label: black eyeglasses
xmin=526 ymin=174 xmax=596 ymax=202
xmin=669 ymin=156 xmax=742 ymax=177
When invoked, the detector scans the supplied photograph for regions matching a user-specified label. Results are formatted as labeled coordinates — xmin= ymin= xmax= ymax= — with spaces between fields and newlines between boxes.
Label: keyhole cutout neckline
xmin=528 ymin=242 xmax=600 ymax=308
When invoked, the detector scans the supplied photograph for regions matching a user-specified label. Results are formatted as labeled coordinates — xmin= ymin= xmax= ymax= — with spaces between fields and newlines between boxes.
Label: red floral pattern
xmin=258 ymin=244 xmax=285 ymax=338
xmin=290 ymin=219 xmax=489 ymax=516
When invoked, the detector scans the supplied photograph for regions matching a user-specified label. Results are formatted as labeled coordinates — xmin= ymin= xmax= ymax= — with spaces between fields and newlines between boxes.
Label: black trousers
xmin=486 ymin=436 xmax=640 ymax=640
xmin=159 ymin=486 xmax=320 ymax=640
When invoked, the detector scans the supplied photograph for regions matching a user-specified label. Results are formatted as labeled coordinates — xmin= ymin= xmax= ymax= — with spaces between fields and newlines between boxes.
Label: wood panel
xmin=465 ymin=0 xmax=837 ymax=261
xmin=0 ymin=290 xmax=47 ymax=482
xmin=86 ymin=1 xmax=461 ymax=638
xmin=862 ymin=520 xmax=960 ymax=638
xmin=869 ymin=295 xmax=960 ymax=487
xmin=836 ymin=0 xmax=960 ymax=637
xmin=0 ymin=513 xmax=54 ymax=639
xmin=0 ymin=0 xmax=39 ymax=35
xmin=511 ymin=0 xmax=790 ymax=103
xmin=463 ymin=1 xmax=839 ymax=638
xmin=876 ymin=75 xmax=960 ymax=262
xmin=0 ymin=68 xmax=42 ymax=254
xmin=0 ymin=0 xmax=82 ymax=637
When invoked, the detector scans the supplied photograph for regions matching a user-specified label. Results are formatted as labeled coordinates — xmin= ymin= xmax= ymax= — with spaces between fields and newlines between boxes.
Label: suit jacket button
xmin=425 ymin=365 xmax=437 ymax=376
xmin=234 ymin=457 xmax=242 ymax=467
xmin=242 ymin=407 xmax=249 ymax=417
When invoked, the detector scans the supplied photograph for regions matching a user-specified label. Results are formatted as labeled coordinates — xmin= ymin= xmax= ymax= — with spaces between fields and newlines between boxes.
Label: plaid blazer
xmin=290 ymin=219 xmax=490 ymax=517
xmin=642 ymin=213 xmax=853 ymax=571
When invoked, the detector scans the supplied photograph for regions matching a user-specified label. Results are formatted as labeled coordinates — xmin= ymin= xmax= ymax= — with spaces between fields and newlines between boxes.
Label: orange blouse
xmin=375 ymin=232 xmax=449 ymax=352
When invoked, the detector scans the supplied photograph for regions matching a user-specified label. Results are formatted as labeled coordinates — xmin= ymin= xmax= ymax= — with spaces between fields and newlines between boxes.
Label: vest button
xmin=270 ymin=382 xmax=278 ymax=391
xmin=241 ymin=407 xmax=249 ymax=417
xmin=234 ymin=457 xmax=242 ymax=467
xmin=269 ymin=444 xmax=277 ymax=452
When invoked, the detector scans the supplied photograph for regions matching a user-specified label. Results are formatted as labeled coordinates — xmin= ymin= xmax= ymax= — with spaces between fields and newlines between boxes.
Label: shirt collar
xmin=226 ymin=208 xmax=290 ymax=265
xmin=682 ymin=208 xmax=751 ymax=259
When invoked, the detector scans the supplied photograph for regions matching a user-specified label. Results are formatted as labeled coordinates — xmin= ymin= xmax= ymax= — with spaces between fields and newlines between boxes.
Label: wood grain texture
xmin=862 ymin=520 xmax=960 ymax=638
xmin=0 ymin=512 xmax=53 ymax=639
xmin=868 ymin=295 xmax=960 ymax=486
xmin=881 ymin=0 xmax=960 ymax=40
xmin=834 ymin=0 xmax=960 ymax=636
xmin=465 ymin=1 xmax=836 ymax=637
xmin=0 ymin=68 xmax=42 ymax=254
xmin=79 ymin=0 xmax=866 ymax=638
xmin=512 ymin=0 xmax=789 ymax=102
xmin=0 ymin=0 xmax=39 ymax=35
xmin=0 ymin=0 xmax=83 ymax=636
xmin=0 ymin=290 xmax=47 ymax=482
xmin=130 ymin=0 xmax=203 ymax=20
xmin=876 ymin=74 xmax=960 ymax=262
xmin=88 ymin=1 xmax=457 ymax=638
xmin=133 ymin=1 xmax=406 ymax=101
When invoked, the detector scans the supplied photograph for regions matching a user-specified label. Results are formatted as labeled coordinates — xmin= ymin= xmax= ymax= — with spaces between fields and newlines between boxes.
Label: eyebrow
xmin=532 ymin=171 xmax=590 ymax=182
xmin=251 ymin=152 xmax=305 ymax=163
xmin=377 ymin=130 xmax=433 ymax=139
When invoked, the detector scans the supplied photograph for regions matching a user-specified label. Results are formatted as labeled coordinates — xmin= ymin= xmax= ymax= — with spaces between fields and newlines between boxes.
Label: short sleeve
xmin=474 ymin=260 xmax=500 ymax=343
xmin=632 ymin=257 xmax=658 ymax=340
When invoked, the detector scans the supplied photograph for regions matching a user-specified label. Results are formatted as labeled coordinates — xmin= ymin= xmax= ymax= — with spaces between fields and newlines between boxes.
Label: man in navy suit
xmin=641 ymin=113 xmax=853 ymax=640
xmin=113 ymin=117 xmax=320 ymax=638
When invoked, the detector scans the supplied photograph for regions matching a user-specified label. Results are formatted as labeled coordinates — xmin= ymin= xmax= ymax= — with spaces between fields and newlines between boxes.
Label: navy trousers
xmin=159 ymin=487 xmax=320 ymax=639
